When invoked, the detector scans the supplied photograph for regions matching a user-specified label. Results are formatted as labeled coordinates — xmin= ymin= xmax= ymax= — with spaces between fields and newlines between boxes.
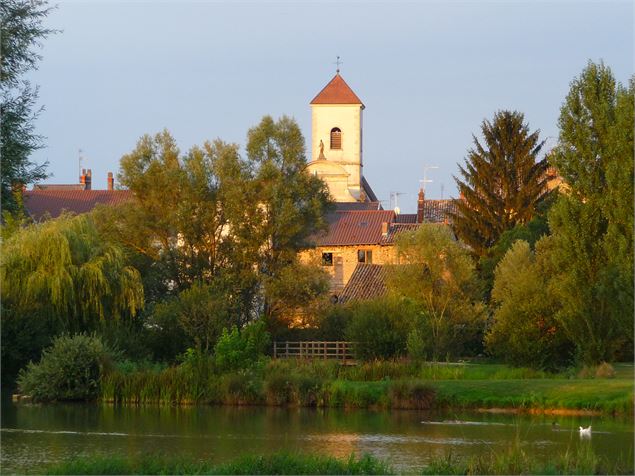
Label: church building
xmin=301 ymin=72 xmax=456 ymax=302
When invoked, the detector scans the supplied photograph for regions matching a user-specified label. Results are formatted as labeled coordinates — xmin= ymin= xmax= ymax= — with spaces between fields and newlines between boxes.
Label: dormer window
xmin=330 ymin=127 xmax=342 ymax=150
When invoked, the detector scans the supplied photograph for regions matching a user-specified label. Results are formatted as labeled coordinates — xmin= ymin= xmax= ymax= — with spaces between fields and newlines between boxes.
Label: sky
xmin=29 ymin=0 xmax=633 ymax=212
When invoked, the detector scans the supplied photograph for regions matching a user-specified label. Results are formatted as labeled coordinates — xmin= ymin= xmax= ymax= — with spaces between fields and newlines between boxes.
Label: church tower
xmin=306 ymin=72 xmax=374 ymax=202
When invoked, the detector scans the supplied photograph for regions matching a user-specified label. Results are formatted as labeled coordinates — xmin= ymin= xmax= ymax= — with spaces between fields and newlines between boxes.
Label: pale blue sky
xmin=30 ymin=1 xmax=633 ymax=212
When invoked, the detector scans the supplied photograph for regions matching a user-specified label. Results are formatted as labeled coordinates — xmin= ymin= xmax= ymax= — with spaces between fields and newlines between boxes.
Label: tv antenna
xmin=390 ymin=191 xmax=407 ymax=213
xmin=420 ymin=165 xmax=439 ymax=194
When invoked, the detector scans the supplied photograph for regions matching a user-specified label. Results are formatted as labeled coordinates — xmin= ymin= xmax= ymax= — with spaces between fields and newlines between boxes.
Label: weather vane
xmin=333 ymin=55 xmax=343 ymax=73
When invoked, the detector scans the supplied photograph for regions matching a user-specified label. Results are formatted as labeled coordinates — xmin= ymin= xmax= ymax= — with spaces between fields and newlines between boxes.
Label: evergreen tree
xmin=449 ymin=111 xmax=549 ymax=256
xmin=547 ymin=61 xmax=633 ymax=364
xmin=1 ymin=0 xmax=55 ymax=214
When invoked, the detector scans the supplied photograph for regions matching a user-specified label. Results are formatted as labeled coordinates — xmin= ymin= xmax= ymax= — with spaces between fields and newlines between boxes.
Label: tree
xmin=390 ymin=225 xmax=486 ymax=360
xmin=1 ymin=214 xmax=144 ymax=330
xmin=547 ymin=62 xmax=634 ymax=364
xmin=96 ymin=131 xmax=257 ymax=305
xmin=263 ymin=260 xmax=331 ymax=327
xmin=1 ymin=0 xmax=55 ymax=214
xmin=450 ymin=111 xmax=549 ymax=256
xmin=486 ymin=240 xmax=573 ymax=370
xmin=246 ymin=116 xmax=333 ymax=279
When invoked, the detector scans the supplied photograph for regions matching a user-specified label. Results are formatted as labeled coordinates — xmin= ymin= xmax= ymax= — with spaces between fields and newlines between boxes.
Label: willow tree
xmin=449 ymin=111 xmax=549 ymax=256
xmin=1 ymin=213 xmax=144 ymax=330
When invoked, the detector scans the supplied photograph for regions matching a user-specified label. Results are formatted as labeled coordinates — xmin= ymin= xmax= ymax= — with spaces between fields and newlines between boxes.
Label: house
xmin=23 ymin=170 xmax=131 ymax=221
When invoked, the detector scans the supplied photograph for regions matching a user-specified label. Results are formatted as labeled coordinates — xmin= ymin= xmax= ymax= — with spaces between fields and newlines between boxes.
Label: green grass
xmin=433 ymin=377 xmax=634 ymax=413
xmin=43 ymin=446 xmax=633 ymax=475
xmin=422 ymin=442 xmax=633 ymax=475
xmin=44 ymin=452 xmax=391 ymax=475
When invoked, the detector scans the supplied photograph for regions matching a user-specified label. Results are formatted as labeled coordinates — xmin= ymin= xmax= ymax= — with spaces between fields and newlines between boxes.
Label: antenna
xmin=441 ymin=183 xmax=445 ymax=199
xmin=421 ymin=165 xmax=439 ymax=194
xmin=78 ymin=148 xmax=83 ymax=180
xmin=390 ymin=191 xmax=407 ymax=212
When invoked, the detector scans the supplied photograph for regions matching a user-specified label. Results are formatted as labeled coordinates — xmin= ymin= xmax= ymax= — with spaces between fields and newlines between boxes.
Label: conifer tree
xmin=449 ymin=111 xmax=549 ymax=256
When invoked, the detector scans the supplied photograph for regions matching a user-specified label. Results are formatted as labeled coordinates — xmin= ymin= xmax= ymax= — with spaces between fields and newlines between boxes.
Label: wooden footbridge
xmin=273 ymin=341 xmax=355 ymax=364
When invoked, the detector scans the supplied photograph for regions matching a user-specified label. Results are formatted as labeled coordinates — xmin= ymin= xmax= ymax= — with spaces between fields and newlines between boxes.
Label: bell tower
xmin=306 ymin=72 xmax=367 ymax=202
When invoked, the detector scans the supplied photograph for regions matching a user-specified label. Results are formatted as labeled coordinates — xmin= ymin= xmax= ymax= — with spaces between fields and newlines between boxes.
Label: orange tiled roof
xmin=23 ymin=189 xmax=133 ymax=221
xmin=310 ymin=74 xmax=364 ymax=106
xmin=313 ymin=209 xmax=395 ymax=246
xmin=339 ymin=263 xmax=387 ymax=303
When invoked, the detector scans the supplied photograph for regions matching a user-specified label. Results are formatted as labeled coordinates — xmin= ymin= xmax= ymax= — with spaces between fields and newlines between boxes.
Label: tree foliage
xmin=98 ymin=118 xmax=332 ymax=325
xmin=486 ymin=240 xmax=572 ymax=370
xmin=1 ymin=214 xmax=144 ymax=330
xmin=1 ymin=0 xmax=55 ymax=214
xmin=450 ymin=111 xmax=549 ymax=256
xmin=391 ymin=225 xmax=486 ymax=360
xmin=547 ymin=61 xmax=634 ymax=364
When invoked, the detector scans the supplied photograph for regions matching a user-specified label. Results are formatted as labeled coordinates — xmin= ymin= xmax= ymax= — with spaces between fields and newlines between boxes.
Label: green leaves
xmin=546 ymin=61 xmax=634 ymax=364
xmin=1 ymin=214 xmax=144 ymax=329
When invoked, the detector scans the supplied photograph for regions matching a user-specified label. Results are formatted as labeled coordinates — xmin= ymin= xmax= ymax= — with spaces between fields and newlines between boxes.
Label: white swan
xmin=579 ymin=425 xmax=592 ymax=436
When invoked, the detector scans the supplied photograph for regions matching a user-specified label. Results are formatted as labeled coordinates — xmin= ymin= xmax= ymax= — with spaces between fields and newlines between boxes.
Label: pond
xmin=1 ymin=399 xmax=633 ymax=474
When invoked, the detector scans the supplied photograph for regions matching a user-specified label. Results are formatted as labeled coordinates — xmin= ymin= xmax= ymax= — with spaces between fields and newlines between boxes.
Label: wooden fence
xmin=273 ymin=341 xmax=355 ymax=362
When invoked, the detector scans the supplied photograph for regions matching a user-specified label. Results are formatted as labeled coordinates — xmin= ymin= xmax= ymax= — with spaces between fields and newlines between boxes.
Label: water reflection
xmin=1 ymin=400 xmax=633 ymax=474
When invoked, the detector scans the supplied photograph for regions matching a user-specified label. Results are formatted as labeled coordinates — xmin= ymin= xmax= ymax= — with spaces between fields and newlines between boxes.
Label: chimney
xmin=80 ymin=169 xmax=86 ymax=189
xmin=381 ymin=221 xmax=389 ymax=237
xmin=417 ymin=188 xmax=425 ymax=223
xmin=107 ymin=172 xmax=114 ymax=191
xmin=85 ymin=169 xmax=92 ymax=190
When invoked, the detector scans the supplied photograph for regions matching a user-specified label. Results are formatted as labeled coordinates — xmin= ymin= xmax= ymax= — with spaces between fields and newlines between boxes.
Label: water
xmin=1 ymin=400 xmax=633 ymax=474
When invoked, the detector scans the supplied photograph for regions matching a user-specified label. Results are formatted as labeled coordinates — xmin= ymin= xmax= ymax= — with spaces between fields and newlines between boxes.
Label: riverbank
xmin=43 ymin=446 xmax=634 ymax=475
xmin=99 ymin=361 xmax=634 ymax=415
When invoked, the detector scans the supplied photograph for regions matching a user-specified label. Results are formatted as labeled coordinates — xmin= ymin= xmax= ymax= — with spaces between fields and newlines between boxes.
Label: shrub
xmin=345 ymin=298 xmax=412 ymax=360
xmin=17 ymin=333 xmax=113 ymax=402
xmin=214 ymin=319 xmax=271 ymax=373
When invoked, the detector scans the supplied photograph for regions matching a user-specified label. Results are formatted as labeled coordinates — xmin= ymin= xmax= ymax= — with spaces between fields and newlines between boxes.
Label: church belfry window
xmin=330 ymin=127 xmax=342 ymax=150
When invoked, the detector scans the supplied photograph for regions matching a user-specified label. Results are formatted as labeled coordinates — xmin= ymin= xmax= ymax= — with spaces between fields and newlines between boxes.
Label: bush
xmin=17 ymin=333 xmax=113 ymax=402
xmin=214 ymin=319 xmax=271 ymax=373
xmin=345 ymin=298 xmax=412 ymax=360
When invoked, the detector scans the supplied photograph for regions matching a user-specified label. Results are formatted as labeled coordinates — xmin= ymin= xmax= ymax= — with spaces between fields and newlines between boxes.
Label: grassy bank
xmin=100 ymin=361 xmax=634 ymax=414
xmin=44 ymin=447 xmax=633 ymax=475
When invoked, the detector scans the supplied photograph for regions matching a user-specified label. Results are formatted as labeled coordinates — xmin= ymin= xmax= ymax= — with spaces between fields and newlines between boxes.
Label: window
xmin=322 ymin=252 xmax=333 ymax=266
xmin=330 ymin=127 xmax=342 ymax=149
xmin=357 ymin=249 xmax=372 ymax=264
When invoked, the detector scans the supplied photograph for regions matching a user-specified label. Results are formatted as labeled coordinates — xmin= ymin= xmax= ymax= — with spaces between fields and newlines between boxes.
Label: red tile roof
xmin=310 ymin=74 xmax=364 ymax=106
xmin=339 ymin=264 xmax=387 ymax=303
xmin=313 ymin=210 xmax=395 ymax=246
xmin=23 ymin=190 xmax=133 ymax=221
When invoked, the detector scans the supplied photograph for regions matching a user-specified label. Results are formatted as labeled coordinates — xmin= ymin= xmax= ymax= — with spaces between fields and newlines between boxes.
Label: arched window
xmin=330 ymin=127 xmax=342 ymax=150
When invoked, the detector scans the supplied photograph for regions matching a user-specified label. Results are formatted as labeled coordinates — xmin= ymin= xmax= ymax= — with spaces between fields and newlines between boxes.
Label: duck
xmin=579 ymin=425 xmax=592 ymax=436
